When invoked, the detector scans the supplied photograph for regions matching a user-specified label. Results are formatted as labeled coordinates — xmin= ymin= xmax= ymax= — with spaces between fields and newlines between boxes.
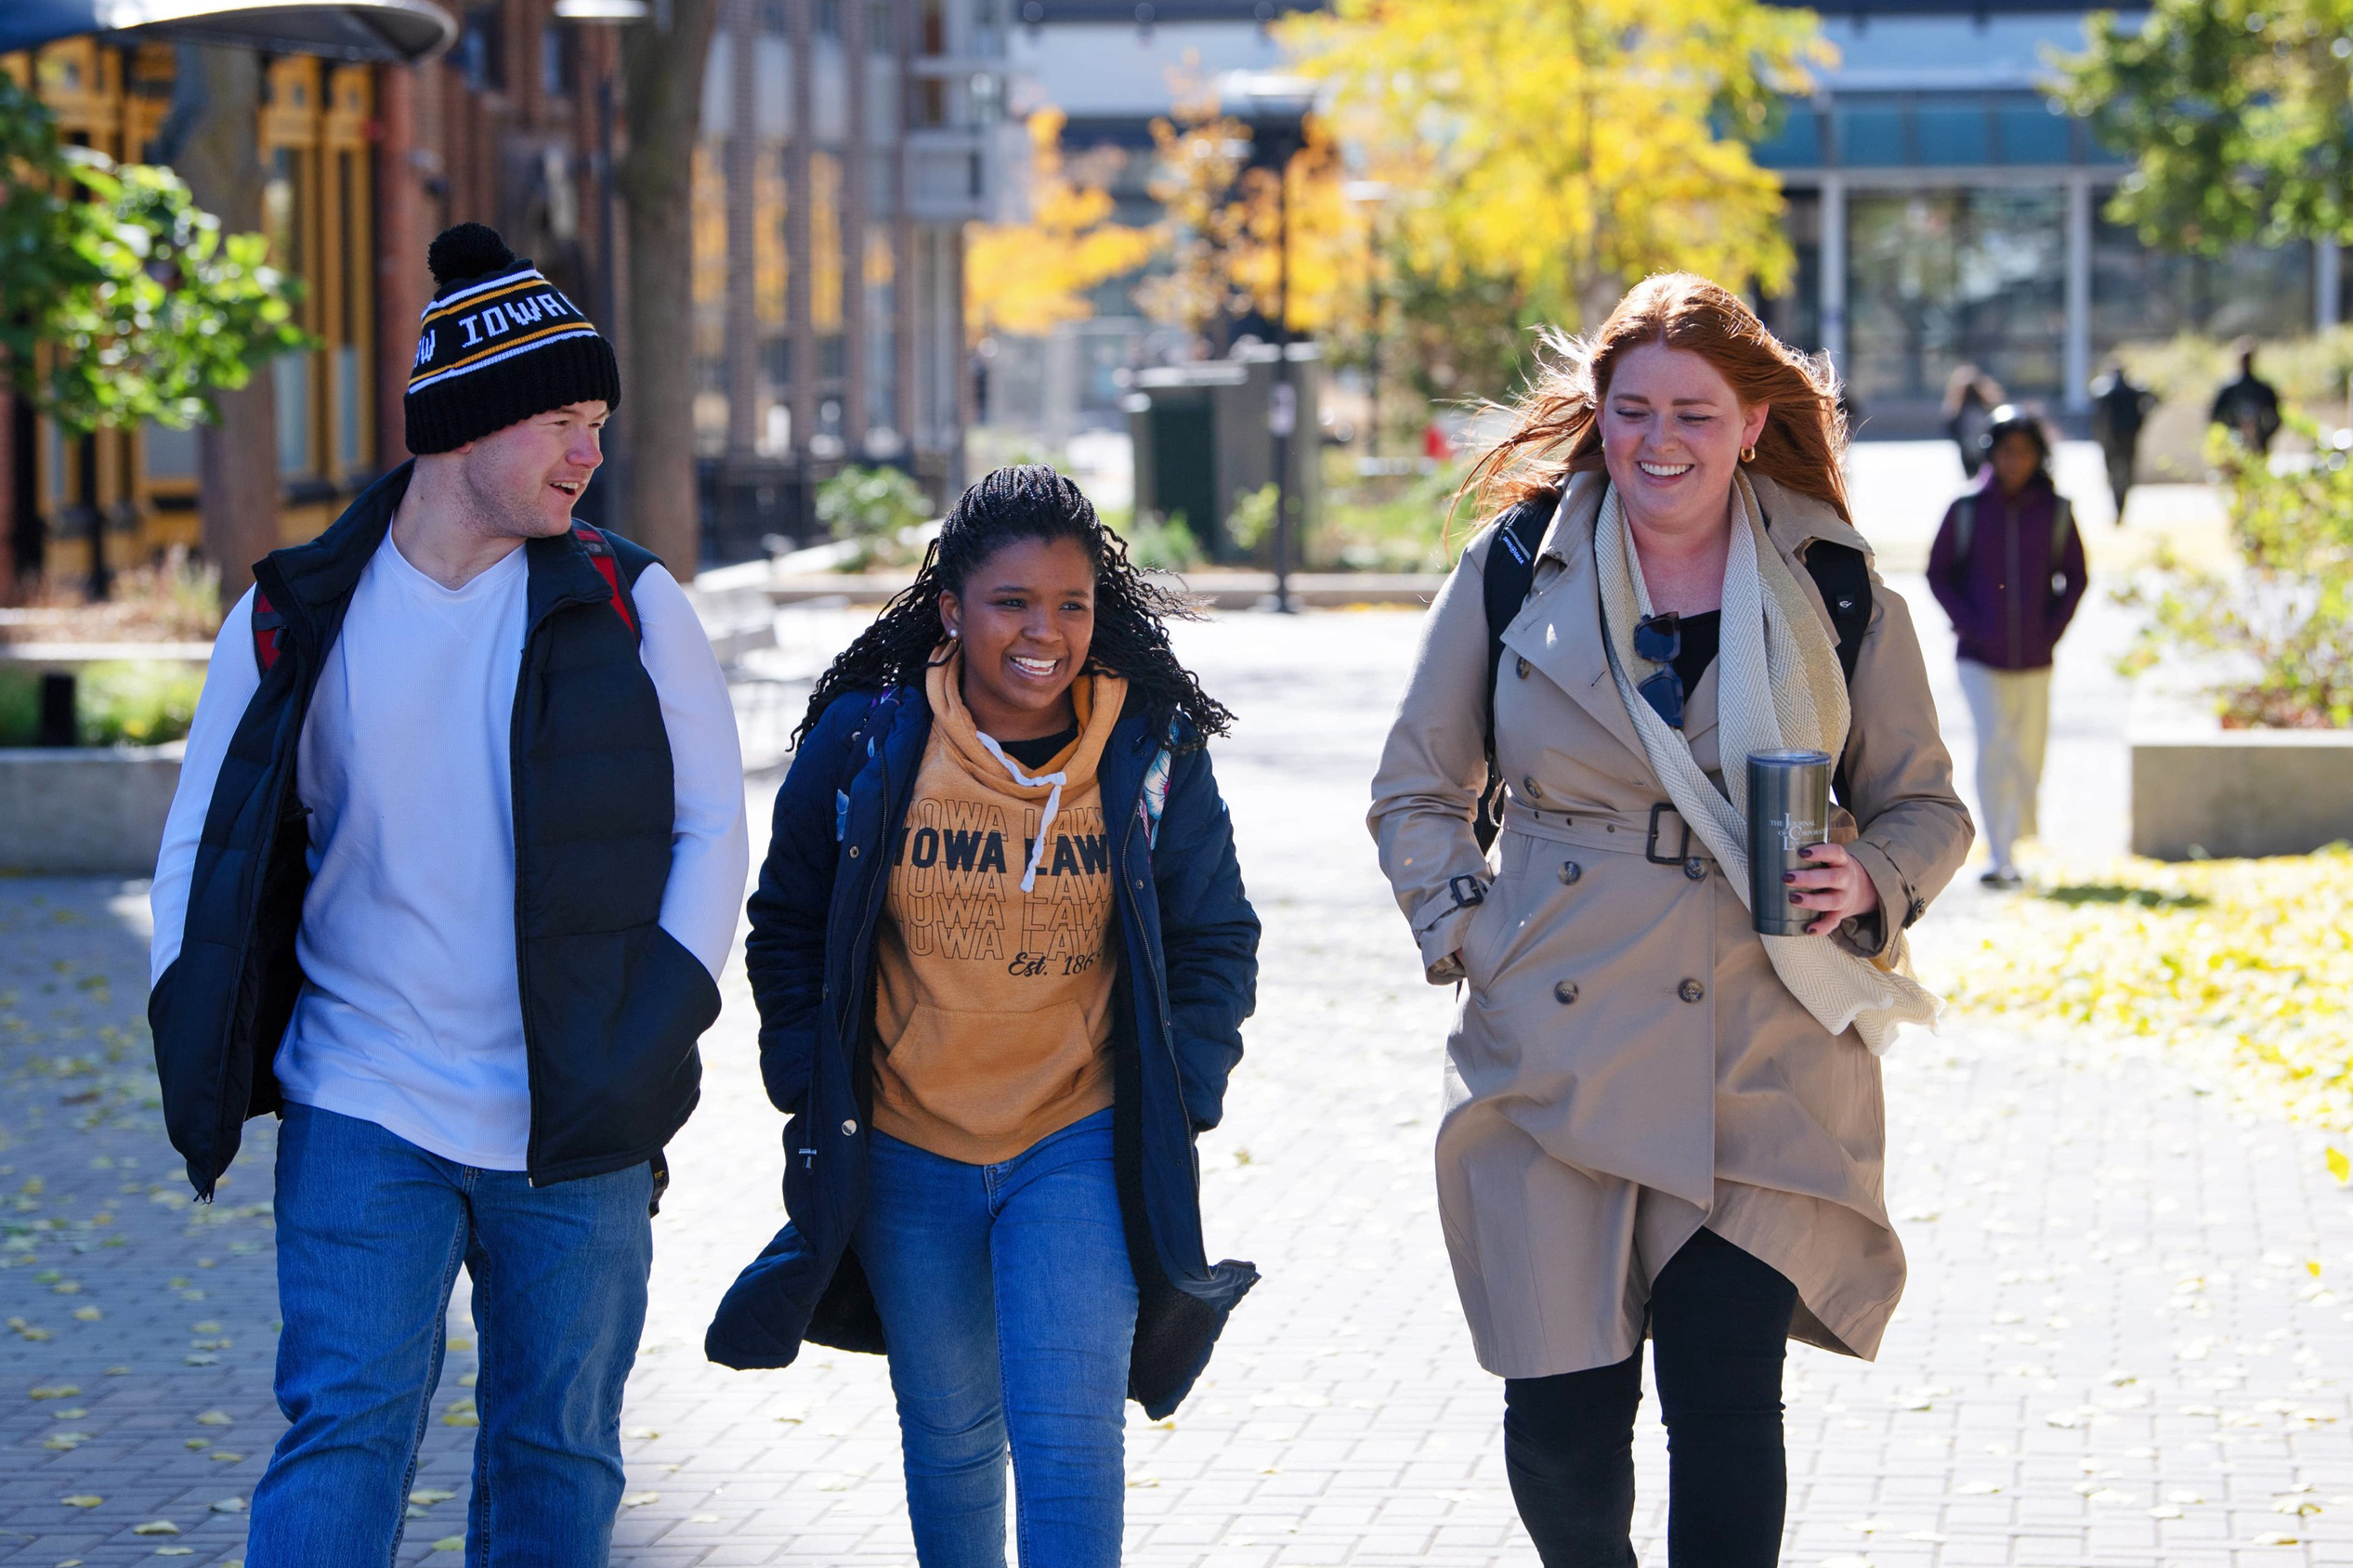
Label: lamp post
xmin=1222 ymin=71 xmax=1314 ymax=614
xmin=553 ymin=0 xmax=644 ymax=532
xmin=1342 ymin=178 xmax=1390 ymax=463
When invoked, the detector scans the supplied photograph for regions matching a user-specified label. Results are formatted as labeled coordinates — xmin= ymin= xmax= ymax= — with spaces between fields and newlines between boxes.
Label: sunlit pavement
xmin=7 ymin=445 xmax=2352 ymax=1566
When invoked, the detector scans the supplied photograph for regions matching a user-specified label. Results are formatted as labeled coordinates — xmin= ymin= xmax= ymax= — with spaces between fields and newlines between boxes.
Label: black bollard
xmin=37 ymin=671 xmax=75 ymax=747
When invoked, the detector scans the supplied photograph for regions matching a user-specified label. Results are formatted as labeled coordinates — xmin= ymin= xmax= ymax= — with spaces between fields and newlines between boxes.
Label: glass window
xmin=336 ymin=347 xmax=363 ymax=474
xmin=866 ymin=225 xmax=896 ymax=438
xmin=2092 ymin=203 xmax=2314 ymax=351
xmin=542 ymin=23 xmax=574 ymax=100
xmin=276 ymin=354 xmax=314 ymax=477
xmin=1995 ymin=104 xmax=2071 ymax=165
xmin=1751 ymin=108 xmax=1821 ymax=170
xmin=144 ymin=423 xmax=199 ymax=482
xmin=1913 ymin=106 xmax=1988 ymax=166
xmin=1846 ymin=188 xmax=2068 ymax=406
xmin=1837 ymin=107 xmax=1908 ymax=168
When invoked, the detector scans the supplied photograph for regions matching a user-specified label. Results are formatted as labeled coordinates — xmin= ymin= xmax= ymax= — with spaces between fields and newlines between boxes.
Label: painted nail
xmin=1782 ymin=870 xmax=1797 ymax=883
xmin=1787 ymin=892 xmax=1802 ymax=905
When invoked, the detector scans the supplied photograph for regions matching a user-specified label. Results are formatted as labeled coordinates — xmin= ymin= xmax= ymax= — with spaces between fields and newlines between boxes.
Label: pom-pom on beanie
xmin=403 ymin=222 xmax=621 ymax=454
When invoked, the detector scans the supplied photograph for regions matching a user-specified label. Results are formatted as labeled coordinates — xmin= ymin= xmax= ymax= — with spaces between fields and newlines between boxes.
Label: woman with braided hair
xmin=709 ymin=464 xmax=1261 ymax=1566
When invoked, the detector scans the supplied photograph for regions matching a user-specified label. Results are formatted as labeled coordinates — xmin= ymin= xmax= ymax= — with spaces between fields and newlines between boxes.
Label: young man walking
xmin=148 ymin=223 xmax=749 ymax=1563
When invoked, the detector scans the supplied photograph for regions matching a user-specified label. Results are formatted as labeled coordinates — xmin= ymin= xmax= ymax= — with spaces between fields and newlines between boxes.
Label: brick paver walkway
xmin=6 ymin=576 xmax=2352 ymax=1565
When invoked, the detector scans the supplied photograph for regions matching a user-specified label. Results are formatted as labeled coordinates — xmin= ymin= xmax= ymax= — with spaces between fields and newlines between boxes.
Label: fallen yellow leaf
xmin=59 ymin=1495 xmax=102 ymax=1508
xmin=130 ymin=1520 xmax=181 ymax=1535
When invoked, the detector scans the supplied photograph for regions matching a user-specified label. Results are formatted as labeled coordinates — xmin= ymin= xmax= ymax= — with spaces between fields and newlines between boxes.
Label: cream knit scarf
xmin=1595 ymin=474 xmax=1940 ymax=1055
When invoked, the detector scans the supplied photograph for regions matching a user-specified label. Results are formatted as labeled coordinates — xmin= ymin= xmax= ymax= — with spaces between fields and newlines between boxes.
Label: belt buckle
xmin=1644 ymin=803 xmax=1691 ymax=866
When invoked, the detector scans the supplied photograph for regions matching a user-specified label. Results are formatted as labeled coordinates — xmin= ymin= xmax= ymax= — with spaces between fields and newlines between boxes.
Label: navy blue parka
xmin=704 ymin=680 xmax=1261 ymax=1418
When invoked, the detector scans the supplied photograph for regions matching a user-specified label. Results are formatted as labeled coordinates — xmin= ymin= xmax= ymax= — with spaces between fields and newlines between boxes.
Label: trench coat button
xmin=847 ymin=845 xmax=860 ymax=858
xmin=1514 ymin=656 xmax=1530 ymax=679
xmin=1683 ymin=856 xmax=1706 ymax=881
xmin=1558 ymin=860 xmax=1581 ymax=884
xmin=1553 ymin=980 xmax=1578 ymax=1004
xmin=1905 ymin=896 xmax=1927 ymax=928
xmin=1522 ymin=776 xmax=1544 ymax=800
xmin=1678 ymin=978 xmax=1706 ymax=1003
xmin=841 ymin=1118 xmax=858 ymax=1136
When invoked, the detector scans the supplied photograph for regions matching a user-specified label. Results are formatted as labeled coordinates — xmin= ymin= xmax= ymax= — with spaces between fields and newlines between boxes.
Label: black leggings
xmin=1502 ymin=1227 xmax=1799 ymax=1567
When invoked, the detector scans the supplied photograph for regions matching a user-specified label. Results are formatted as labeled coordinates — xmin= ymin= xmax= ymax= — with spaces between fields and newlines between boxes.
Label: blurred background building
xmin=1753 ymin=0 xmax=2336 ymax=435
xmin=695 ymin=0 xmax=1021 ymax=561
xmin=2 ymin=0 xmax=1018 ymax=592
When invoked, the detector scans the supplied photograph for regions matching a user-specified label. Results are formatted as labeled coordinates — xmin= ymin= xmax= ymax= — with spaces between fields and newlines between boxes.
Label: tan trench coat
xmin=1369 ymin=471 xmax=1973 ymax=1379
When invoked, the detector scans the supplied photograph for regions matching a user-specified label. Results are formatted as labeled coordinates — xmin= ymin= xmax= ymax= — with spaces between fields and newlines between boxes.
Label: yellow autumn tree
xmin=1284 ymin=0 xmax=1826 ymax=333
xmin=965 ymin=109 xmax=1159 ymax=344
xmin=1134 ymin=86 xmax=1357 ymax=344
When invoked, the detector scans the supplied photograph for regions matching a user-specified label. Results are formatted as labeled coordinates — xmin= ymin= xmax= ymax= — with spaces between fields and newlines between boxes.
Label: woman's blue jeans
xmin=856 ymin=1107 xmax=1139 ymax=1568
xmin=246 ymin=1103 xmax=652 ymax=1568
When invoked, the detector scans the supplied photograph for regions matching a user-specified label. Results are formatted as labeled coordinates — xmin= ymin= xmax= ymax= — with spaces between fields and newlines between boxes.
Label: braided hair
xmin=793 ymin=464 xmax=1235 ymax=751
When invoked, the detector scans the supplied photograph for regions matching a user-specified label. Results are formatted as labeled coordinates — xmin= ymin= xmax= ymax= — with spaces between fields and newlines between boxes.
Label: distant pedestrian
xmin=1927 ymin=405 xmax=2086 ymax=889
xmin=2088 ymin=359 xmax=2158 ymax=521
xmin=1943 ymin=362 xmax=2004 ymax=480
xmin=1370 ymin=274 xmax=1972 ymax=1567
xmin=148 ymin=222 xmax=749 ymax=1562
xmin=707 ymin=464 xmax=1261 ymax=1566
xmin=2210 ymin=340 xmax=2282 ymax=454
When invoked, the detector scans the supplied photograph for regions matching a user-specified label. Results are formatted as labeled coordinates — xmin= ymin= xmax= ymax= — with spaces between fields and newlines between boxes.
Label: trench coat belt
xmin=1500 ymin=796 xmax=1717 ymax=868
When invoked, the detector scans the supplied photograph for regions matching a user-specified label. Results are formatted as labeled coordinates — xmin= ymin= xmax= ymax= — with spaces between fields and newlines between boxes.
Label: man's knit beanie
xmin=404 ymin=223 xmax=620 ymax=455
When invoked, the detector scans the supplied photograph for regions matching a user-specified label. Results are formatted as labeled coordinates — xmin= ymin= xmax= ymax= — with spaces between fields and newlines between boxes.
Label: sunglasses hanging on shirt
xmin=1633 ymin=612 xmax=1686 ymax=730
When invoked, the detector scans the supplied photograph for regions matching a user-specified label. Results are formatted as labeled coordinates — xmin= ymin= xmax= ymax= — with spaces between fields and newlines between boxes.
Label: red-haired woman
xmin=1369 ymin=274 xmax=1973 ymax=1564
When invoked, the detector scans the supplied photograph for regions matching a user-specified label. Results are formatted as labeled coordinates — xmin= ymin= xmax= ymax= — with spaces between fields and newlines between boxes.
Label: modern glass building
xmin=1758 ymin=0 xmax=2339 ymax=434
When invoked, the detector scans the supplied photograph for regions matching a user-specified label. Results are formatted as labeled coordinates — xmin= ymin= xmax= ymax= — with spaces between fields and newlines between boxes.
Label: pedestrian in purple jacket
xmin=1926 ymin=406 xmax=2086 ymax=888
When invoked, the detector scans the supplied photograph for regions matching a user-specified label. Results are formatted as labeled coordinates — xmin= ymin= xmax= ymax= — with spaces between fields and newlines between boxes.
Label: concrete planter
xmin=2130 ymin=727 xmax=2353 ymax=859
xmin=0 ymin=743 xmax=183 ymax=875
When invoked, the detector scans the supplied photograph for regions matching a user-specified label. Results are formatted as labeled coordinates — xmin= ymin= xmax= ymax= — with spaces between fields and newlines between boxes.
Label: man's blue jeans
xmin=856 ymin=1107 xmax=1139 ymax=1568
xmin=246 ymin=1103 xmax=652 ymax=1567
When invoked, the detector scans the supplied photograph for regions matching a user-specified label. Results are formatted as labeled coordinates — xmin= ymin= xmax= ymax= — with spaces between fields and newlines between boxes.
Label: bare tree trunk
xmin=173 ymin=46 xmax=281 ymax=603
xmin=618 ymin=0 xmax=722 ymax=582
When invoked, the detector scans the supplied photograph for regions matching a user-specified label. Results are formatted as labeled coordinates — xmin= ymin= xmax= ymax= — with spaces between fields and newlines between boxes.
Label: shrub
xmin=0 ymin=668 xmax=36 ymax=745
xmin=2118 ymin=423 xmax=2353 ymax=727
xmin=1119 ymin=512 xmax=1202 ymax=573
xmin=75 ymin=660 xmax=205 ymax=746
xmin=816 ymin=465 xmax=935 ymax=571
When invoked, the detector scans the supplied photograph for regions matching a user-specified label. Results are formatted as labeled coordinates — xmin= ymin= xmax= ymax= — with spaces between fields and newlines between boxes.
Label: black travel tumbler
xmin=1747 ymin=749 xmax=1833 ymax=936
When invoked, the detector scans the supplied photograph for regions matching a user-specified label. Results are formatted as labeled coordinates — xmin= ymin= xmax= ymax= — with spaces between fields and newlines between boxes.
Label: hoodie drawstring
xmin=973 ymin=732 xmax=1065 ymax=892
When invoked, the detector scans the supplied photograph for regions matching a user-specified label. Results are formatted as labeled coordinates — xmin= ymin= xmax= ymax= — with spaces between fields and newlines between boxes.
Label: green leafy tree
xmin=0 ymin=72 xmax=308 ymax=438
xmin=2059 ymin=0 xmax=2353 ymax=251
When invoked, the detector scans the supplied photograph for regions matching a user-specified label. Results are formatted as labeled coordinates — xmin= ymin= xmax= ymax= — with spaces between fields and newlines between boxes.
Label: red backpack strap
xmin=251 ymin=590 xmax=287 ymax=675
xmin=569 ymin=521 xmax=639 ymax=636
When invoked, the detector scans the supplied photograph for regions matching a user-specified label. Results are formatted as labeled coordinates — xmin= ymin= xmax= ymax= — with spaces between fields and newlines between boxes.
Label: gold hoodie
xmin=869 ymin=647 xmax=1129 ymax=1163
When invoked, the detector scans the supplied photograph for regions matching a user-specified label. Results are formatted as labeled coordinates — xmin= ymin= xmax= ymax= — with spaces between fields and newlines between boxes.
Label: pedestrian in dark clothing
xmin=1943 ymin=363 xmax=2004 ymax=480
xmin=707 ymin=465 xmax=1261 ymax=1567
xmin=2210 ymin=341 xmax=2283 ymax=455
xmin=2088 ymin=360 xmax=2158 ymax=521
xmin=1927 ymin=406 xmax=2087 ymax=887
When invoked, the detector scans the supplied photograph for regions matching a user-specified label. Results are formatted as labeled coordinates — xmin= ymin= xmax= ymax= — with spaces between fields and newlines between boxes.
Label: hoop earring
xmin=1739 ymin=444 xmax=1758 ymax=464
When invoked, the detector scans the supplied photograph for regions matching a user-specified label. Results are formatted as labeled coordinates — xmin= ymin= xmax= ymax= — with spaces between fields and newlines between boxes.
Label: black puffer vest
xmin=149 ymin=461 xmax=720 ymax=1197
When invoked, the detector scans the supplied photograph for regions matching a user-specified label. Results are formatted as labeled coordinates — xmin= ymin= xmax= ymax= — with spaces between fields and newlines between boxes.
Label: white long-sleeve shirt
xmin=150 ymin=529 xmax=749 ymax=1169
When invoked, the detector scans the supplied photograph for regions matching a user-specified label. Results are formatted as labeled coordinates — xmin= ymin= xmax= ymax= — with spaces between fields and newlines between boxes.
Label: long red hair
xmin=1460 ymin=272 xmax=1850 ymax=526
